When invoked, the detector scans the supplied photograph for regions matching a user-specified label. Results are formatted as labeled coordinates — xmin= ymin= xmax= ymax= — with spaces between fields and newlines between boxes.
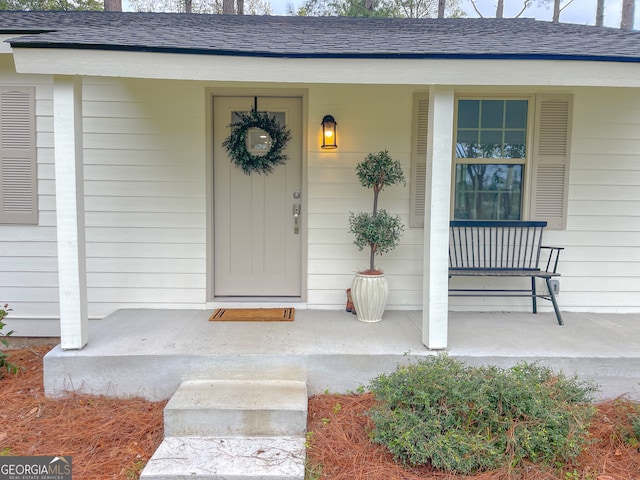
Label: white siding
xmin=306 ymin=85 xmax=421 ymax=309
xmin=82 ymin=77 xmax=207 ymax=317
xmin=0 ymin=68 xmax=209 ymax=331
xmin=0 ymin=56 xmax=59 ymax=331
xmin=545 ymin=88 xmax=640 ymax=313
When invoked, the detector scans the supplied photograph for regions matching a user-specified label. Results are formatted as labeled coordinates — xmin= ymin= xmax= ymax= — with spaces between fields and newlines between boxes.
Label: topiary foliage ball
xmin=349 ymin=209 xmax=404 ymax=257
xmin=355 ymin=150 xmax=406 ymax=194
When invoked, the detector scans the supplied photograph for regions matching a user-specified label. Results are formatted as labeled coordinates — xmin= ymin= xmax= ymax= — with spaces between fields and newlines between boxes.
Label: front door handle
xmin=292 ymin=204 xmax=300 ymax=235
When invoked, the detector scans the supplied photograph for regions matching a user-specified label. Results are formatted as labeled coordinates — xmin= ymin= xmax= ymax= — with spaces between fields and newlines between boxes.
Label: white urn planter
xmin=351 ymin=273 xmax=388 ymax=323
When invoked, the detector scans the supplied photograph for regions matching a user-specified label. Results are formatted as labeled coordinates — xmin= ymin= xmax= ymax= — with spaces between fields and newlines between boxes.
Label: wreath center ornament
xmin=222 ymin=108 xmax=292 ymax=175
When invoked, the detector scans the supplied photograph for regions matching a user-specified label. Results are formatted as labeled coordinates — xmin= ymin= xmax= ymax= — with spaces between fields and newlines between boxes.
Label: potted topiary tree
xmin=348 ymin=150 xmax=405 ymax=322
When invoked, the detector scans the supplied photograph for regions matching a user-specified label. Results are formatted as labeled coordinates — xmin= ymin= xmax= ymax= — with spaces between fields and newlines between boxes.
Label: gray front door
xmin=213 ymin=96 xmax=302 ymax=296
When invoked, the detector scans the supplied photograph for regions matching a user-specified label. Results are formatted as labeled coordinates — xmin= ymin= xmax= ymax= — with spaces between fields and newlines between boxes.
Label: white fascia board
xmin=11 ymin=47 xmax=640 ymax=88
xmin=0 ymin=35 xmax=16 ymax=54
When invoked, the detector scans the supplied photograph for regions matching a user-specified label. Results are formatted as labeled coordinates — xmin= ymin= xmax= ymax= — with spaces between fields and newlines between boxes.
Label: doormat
xmin=209 ymin=308 xmax=295 ymax=322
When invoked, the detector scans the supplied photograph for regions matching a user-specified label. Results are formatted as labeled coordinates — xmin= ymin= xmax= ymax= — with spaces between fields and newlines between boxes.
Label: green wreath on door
xmin=223 ymin=108 xmax=291 ymax=175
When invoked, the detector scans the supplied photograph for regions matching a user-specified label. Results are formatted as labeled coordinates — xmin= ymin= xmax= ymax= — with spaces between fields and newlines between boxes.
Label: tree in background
xmin=595 ymin=0 xmax=605 ymax=26
xmin=470 ymin=0 xmax=523 ymax=17
xmin=469 ymin=0 xmax=573 ymax=21
xmin=289 ymin=0 xmax=463 ymax=18
xmin=620 ymin=0 xmax=635 ymax=29
xmin=552 ymin=0 xmax=575 ymax=22
xmin=393 ymin=0 xmax=464 ymax=18
xmin=334 ymin=0 xmax=395 ymax=17
xmin=289 ymin=0 xmax=390 ymax=16
xmin=469 ymin=0 xmax=634 ymax=28
xmin=0 ymin=0 xmax=102 ymax=9
xmin=129 ymin=0 xmax=270 ymax=13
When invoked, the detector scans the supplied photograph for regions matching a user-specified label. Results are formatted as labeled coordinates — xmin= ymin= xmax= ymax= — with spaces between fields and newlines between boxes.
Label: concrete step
xmin=139 ymin=435 xmax=306 ymax=480
xmin=164 ymin=379 xmax=308 ymax=437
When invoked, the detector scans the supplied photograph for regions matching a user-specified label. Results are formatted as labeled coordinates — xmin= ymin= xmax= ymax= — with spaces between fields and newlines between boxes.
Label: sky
xmin=269 ymin=0 xmax=639 ymax=28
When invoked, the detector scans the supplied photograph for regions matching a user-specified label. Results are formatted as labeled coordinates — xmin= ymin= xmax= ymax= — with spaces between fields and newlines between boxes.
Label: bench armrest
xmin=540 ymin=246 xmax=564 ymax=273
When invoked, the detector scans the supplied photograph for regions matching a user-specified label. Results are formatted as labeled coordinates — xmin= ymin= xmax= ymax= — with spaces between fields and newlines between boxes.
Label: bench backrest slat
xmin=449 ymin=221 xmax=547 ymax=270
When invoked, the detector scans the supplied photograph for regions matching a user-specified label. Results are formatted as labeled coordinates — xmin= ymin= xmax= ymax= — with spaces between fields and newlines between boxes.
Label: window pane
xmin=479 ymin=130 xmax=503 ymax=158
xmin=456 ymin=99 xmax=529 ymax=159
xmin=481 ymin=100 xmax=504 ymax=128
xmin=504 ymin=130 xmax=526 ymax=158
xmin=453 ymin=164 xmax=523 ymax=220
xmin=456 ymin=129 xmax=480 ymax=158
xmin=505 ymin=100 xmax=528 ymax=128
xmin=457 ymin=100 xmax=479 ymax=128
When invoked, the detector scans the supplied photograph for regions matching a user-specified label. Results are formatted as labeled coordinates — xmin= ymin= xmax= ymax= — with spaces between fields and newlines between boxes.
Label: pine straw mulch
xmin=1 ymin=345 xmax=639 ymax=480
xmin=0 ymin=345 xmax=166 ymax=479
xmin=307 ymin=393 xmax=640 ymax=480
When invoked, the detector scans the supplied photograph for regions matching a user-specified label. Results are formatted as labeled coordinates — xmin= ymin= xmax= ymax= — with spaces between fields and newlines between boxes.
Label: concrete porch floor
xmin=43 ymin=309 xmax=640 ymax=402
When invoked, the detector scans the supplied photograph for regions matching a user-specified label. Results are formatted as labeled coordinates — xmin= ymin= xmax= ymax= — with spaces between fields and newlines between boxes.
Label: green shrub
xmin=633 ymin=409 xmax=640 ymax=441
xmin=612 ymin=398 xmax=640 ymax=447
xmin=368 ymin=354 xmax=598 ymax=474
xmin=0 ymin=304 xmax=19 ymax=376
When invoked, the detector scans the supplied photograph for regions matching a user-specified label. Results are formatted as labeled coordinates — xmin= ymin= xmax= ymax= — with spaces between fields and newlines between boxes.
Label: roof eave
xmin=10 ymin=46 xmax=640 ymax=88
xmin=6 ymin=40 xmax=640 ymax=64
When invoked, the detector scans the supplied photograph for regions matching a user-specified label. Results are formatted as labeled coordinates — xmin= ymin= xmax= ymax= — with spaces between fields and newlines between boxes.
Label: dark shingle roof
xmin=2 ymin=11 xmax=640 ymax=62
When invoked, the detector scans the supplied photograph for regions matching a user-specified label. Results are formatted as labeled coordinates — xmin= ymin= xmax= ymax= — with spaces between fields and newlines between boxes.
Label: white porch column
xmin=422 ymin=86 xmax=455 ymax=350
xmin=53 ymin=76 xmax=88 ymax=350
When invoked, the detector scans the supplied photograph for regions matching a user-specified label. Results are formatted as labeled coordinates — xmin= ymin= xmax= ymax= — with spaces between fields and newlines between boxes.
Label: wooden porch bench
xmin=448 ymin=220 xmax=564 ymax=325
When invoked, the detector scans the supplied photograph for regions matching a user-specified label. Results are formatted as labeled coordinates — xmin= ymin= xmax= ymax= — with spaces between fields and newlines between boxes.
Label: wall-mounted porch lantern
xmin=321 ymin=115 xmax=337 ymax=149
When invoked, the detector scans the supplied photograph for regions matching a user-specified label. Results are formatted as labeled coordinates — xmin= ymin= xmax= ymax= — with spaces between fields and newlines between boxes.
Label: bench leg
xmin=544 ymin=277 xmax=564 ymax=326
xmin=531 ymin=277 xmax=537 ymax=314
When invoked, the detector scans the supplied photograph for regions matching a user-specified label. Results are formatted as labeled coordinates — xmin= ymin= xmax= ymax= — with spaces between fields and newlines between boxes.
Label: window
xmin=0 ymin=86 xmax=37 ymax=225
xmin=410 ymin=93 xmax=572 ymax=229
xmin=454 ymin=99 xmax=528 ymax=221
xmin=454 ymin=163 xmax=523 ymax=220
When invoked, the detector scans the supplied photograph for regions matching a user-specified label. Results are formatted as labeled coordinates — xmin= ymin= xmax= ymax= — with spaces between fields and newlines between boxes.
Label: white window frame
xmin=452 ymin=95 xmax=534 ymax=222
